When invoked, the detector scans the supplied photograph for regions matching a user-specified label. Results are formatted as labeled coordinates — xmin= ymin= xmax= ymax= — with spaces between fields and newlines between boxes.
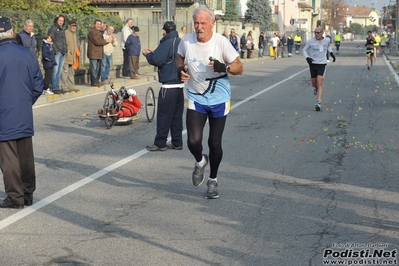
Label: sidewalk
xmin=34 ymin=64 xmax=159 ymax=107
xmin=385 ymin=52 xmax=399 ymax=69
xmin=34 ymin=57 xmax=262 ymax=107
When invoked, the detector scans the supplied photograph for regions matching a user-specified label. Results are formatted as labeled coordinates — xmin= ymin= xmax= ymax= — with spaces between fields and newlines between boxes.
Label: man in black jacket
xmin=258 ymin=32 xmax=265 ymax=58
xmin=143 ymin=21 xmax=184 ymax=151
xmin=48 ymin=15 xmax=68 ymax=94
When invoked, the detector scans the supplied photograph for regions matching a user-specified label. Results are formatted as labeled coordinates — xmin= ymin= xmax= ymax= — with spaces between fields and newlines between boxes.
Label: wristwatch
xmin=226 ymin=66 xmax=230 ymax=73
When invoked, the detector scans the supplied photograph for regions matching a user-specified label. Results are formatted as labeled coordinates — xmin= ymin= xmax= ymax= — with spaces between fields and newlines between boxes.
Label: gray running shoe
xmin=313 ymin=87 xmax=318 ymax=95
xmin=192 ymin=154 xmax=208 ymax=186
xmin=205 ymin=179 xmax=219 ymax=199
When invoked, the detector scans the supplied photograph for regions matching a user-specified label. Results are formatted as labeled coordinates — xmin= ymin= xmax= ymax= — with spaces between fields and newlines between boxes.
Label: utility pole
xmin=161 ymin=0 xmax=176 ymax=20
xmin=397 ymin=0 xmax=398 ymax=54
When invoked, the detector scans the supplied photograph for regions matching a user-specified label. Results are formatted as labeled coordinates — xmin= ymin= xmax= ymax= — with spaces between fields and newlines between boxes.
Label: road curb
xmin=33 ymin=57 xmax=264 ymax=107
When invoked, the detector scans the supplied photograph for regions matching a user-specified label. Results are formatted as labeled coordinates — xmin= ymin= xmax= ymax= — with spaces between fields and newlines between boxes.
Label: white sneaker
xmin=43 ymin=89 xmax=54 ymax=95
xmin=327 ymin=60 xmax=330 ymax=62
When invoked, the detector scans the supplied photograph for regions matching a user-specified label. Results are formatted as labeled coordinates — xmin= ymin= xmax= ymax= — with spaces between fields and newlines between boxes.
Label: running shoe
xmin=192 ymin=154 xmax=208 ymax=186
xmin=313 ymin=87 xmax=318 ymax=95
xmin=43 ymin=88 xmax=54 ymax=95
xmin=205 ymin=179 xmax=219 ymax=199
xmin=315 ymin=102 xmax=321 ymax=111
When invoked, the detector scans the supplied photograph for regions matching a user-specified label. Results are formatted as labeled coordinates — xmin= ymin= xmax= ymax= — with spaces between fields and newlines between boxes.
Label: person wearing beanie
xmin=125 ymin=26 xmax=141 ymax=79
xmin=61 ymin=20 xmax=79 ymax=92
xmin=0 ymin=17 xmax=44 ymax=208
xmin=143 ymin=21 xmax=184 ymax=152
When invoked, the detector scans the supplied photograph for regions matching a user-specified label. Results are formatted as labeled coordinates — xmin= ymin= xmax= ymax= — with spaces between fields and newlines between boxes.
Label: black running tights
xmin=186 ymin=109 xmax=227 ymax=179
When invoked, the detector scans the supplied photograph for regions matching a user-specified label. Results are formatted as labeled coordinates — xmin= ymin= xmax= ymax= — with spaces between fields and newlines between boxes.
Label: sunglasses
xmin=314 ymin=32 xmax=321 ymax=34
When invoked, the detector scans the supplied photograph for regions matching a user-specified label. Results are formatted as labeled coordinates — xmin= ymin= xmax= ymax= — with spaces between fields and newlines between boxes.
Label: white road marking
xmin=0 ymin=67 xmax=308 ymax=230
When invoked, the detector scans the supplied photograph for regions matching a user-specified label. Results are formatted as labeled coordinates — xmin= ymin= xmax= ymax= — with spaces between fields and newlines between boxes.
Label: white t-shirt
xmin=302 ymin=37 xmax=333 ymax=64
xmin=121 ymin=25 xmax=132 ymax=49
xmin=271 ymin=36 xmax=280 ymax=47
xmin=177 ymin=32 xmax=239 ymax=105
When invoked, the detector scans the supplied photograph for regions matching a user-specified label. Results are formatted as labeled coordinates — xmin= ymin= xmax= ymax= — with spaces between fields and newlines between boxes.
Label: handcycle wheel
xmin=145 ymin=87 xmax=156 ymax=122
xmin=103 ymin=91 xmax=118 ymax=129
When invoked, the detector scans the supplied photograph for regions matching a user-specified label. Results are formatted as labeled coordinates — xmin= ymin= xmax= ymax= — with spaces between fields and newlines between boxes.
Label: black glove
xmin=330 ymin=52 xmax=336 ymax=62
xmin=177 ymin=65 xmax=186 ymax=81
xmin=209 ymin=57 xmax=227 ymax=73
xmin=306 ymin=57 xmax=314 ymax=65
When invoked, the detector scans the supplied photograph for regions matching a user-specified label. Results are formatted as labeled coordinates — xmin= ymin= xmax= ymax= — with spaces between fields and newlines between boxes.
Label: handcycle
xmin=98 ymin=83 xmax=156 ymax=129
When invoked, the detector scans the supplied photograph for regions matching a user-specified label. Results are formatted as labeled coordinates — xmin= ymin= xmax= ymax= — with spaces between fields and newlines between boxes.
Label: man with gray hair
xmin=0 ymin=17 xmax=44 ymax=208
xmin=16 ymin=19 xmax=37 ymax=56
xmin=177 ymin=6 xmax=243 ymax=199
xmin=121 ymin=18 xmax=134 ymax=77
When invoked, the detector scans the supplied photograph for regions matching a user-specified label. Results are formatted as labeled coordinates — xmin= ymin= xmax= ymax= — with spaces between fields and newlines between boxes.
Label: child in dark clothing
xmin=41 ymin=34 xmax=57 ymax=95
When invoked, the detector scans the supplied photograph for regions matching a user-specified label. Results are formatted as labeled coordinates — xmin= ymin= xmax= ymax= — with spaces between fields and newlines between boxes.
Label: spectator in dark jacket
xmin=125 ymin=26 xmax=141 ymax=79
xmin=0 ymin=17 xmax=44 ymax=209
xmin=48 ymin=15 xmax=67 ymax=94
xmin=258 ymin=32 xmax=265 ymax=58
xmin=287 ymin=33 xmax=294 ymax=56
xmin=87 ymin=19 xmax=113 ymax=86
xmin=240 ymin=33 xmax=246 ymax=59
xmin=16 ymin=19 xmax=37 ymax=56
xmin=42 ymin=34 xmax=57 ymax=95
xmin=143 ymin=21 xmax=184 ymax=151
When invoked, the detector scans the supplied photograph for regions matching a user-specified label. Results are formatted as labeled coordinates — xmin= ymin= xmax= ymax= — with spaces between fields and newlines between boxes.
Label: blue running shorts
xmin=187 ymin=99 xmax=230 ymax=118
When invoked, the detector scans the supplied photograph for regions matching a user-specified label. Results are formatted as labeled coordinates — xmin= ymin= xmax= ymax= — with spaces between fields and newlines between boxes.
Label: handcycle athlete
xmin=98 ymin=88 xmax=142 ymax=121
xmin=97 ymin=83 xmax=155 ymax=129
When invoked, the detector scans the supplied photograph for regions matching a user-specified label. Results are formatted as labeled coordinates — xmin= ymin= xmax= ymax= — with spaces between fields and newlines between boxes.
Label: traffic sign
xmin=386 ymin=20 xmax=392 ymax=29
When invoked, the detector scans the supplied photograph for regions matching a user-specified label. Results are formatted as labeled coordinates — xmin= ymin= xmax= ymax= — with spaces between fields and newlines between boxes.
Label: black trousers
xmin=0 ymin=137 xmax=36 ymax=204
xmin=153 ymin=87 xmax=184 ymax=148
xmin=122 ymin=49 xmax=130 ymax=76
xmin=44 ymin=68 xmax=53 ymax=90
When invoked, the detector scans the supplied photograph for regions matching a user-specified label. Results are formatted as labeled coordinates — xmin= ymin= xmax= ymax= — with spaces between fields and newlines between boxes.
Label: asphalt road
xmin=0 ymin=41 xmax=398 ymax=266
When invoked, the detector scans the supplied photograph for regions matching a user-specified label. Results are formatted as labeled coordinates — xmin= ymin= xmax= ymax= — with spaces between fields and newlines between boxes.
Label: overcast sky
xmin=346 ymin=0 xmax=391 ymax=12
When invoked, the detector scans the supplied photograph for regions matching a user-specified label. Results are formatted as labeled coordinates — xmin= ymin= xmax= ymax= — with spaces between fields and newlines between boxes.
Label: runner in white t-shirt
xmin=302 ymin=27 xmax=336 ymax=111
xmin=177 ymin=5 xmax=243 ymax=199
xmin=271 ymin=33 xmax=280 ymax=60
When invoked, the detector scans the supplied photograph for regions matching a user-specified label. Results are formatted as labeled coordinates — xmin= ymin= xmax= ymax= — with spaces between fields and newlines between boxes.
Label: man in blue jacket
xmin=143 ymin=21 xmax=184 ymax=151
xmin=0 ymin=17 xmax=44 ymax=208
xmin=125 ymin=26 xmax=141 ymax=79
